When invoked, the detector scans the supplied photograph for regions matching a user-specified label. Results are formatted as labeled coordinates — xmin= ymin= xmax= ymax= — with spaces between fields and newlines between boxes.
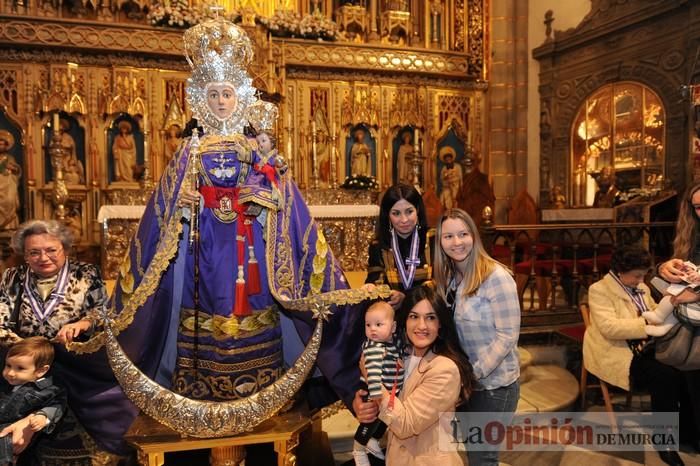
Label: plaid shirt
xmin=453 ymin=264 xmax=521 ymax=390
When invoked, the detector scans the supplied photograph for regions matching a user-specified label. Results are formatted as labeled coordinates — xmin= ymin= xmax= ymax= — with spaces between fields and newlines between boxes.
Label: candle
xmin=383 ymin=149 xmax=389 ymax=186
xmin=332 ymin=122 xmax=336 ymax=136
xmin=53 ymin=113 xmax=59 ymax=130
xmin=287 ymin=112 xmax=292 ymax=129
xmin=312 ymin=121 xmax=316 ymax=134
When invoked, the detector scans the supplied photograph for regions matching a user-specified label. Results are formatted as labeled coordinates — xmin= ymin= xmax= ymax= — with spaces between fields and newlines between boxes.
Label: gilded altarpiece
xmin=0 ymin=0 xmax=489 ymax=273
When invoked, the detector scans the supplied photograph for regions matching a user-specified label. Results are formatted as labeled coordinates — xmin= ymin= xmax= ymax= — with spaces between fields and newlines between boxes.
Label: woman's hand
xmin=658 ymin=259 xmax=687 ymax=283
xmin=352 ymin=389 xmax=378 ymax=424
xmin=56 ymin=319 xmax=92 ymax=344
xmin=671 ymin=288 xmax=700 ymax=305
xmin=387 ymin=290 xmax=405 ymax=310
xmin=0 ymin=416 xmax=35 ymax=455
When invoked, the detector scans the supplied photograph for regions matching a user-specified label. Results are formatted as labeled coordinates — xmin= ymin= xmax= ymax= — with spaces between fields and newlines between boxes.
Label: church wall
xmin=488 ymin=0 xmax=530 ymax=222
xmin=526 ymin=0 xmax=589 ymax=205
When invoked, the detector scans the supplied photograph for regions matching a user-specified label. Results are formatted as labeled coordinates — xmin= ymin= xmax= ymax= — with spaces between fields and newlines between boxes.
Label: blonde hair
xmin=434 ymin=208 xmax=505 ymax=300
xmin=674 ymin=181 xmax=700 ymax=260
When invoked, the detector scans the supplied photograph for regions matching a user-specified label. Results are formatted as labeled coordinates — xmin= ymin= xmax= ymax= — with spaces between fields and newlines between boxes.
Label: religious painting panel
xmin=346 ymin=123 xmax=376 ymax=178
xmin=312 ymin=108 xmax=332 ymax=188
xmin=162 ymin=123 xmax=183 ymax=174
xmin=108 ymin=113 xmax=145 ymax=184
xmin=435 ymin=128 xmax=465 ymax=210
xmin=43 ymin=112 xmax=86 ymax=185
xmin=308 ymin=86 xmax=332 ymax=188
xmin=64 ymin=201 xmax=86 ymax=242
xmin=392 ymin=126 xmax=414 ymax=185
xmin=0 ymin=111 xmax=23 ymax=230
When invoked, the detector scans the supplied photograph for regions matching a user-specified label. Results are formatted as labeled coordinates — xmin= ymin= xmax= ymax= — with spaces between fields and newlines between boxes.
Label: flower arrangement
xmin=257 ymin=9 xmax=338 ymax=41
xmin=299 ymin=10 xmax=339 ymax=40
xmin=147 ymin=0 xmax=239 ymax=29
xmin=146 ymin=2 xmax=338 ymax=42
xmin=257 ymin=9 xmax=301 ymax=37
xmin=341 ymin=174 xmax=379 ymax=190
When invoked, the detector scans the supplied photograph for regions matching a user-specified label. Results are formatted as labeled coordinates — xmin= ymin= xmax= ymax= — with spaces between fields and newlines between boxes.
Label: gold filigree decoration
xmin=277 ymin=285 xmax=391 ymax=311
xmin=311 ymin=302 xmax=332 ymax=322
xmin=180 ymin=308 xmax=279 ymax=340
xmin=309 ymin=228 xmax=328 ymax=295
xmin=278 ymin=41 xmax=470 ymax=78
xmin=319 ymin=400 xmax=345 ymax=419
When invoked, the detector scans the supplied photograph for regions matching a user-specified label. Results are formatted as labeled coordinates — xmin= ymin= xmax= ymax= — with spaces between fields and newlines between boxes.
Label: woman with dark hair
xmin=585 ymin=244 xmax=686 ymax=466
xmin=370 ymin=285 xmax=473 ymax=466
xmin=366 ymin=184 xmax=431 ymax=309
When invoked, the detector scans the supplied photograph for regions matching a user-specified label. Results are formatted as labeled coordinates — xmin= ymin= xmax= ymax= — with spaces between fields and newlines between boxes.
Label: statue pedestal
xmin=125 ymin=410 xmax=311 ymax=466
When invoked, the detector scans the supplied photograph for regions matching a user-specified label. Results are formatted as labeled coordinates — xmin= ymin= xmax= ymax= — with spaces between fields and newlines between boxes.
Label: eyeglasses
xmin=26 ymin=247 xmax=63 ymax=260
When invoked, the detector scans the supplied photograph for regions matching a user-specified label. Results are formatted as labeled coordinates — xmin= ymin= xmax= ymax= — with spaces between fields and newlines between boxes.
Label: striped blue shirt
xmin=362 ymin=339 xmax=404 ymax=399
xmin=453 ymin=264 xmax=521 ymax=390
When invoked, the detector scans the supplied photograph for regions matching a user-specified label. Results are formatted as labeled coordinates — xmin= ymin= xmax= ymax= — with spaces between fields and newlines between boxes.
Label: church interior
xmin=1 ymin=0 xmax=700 ymax=465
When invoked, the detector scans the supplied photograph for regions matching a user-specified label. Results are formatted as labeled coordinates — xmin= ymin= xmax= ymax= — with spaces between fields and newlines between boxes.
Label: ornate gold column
xmin=311 ymin=121 xmax=319 ymax=189
xmin=330 ymin=124 xmax=338 ymax=189
xmin=49 ymin=114 xmax=68 ymax=221
xmin=210 ymin=446 xmax=245 ymax=466
xmin=369 ymin=0 xmax=379 ymax=41
xmin=409 ymin=129 xmax=425 ymax=189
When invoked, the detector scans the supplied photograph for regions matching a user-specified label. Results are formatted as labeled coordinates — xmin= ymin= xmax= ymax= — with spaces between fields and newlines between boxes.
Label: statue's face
xmin=256 ymin=132 xmax=273 ymax=153
xmin=206 ymin=83 xmax=238 ymax=120
xmin=463 ymin=155 xmax=474 ymax=173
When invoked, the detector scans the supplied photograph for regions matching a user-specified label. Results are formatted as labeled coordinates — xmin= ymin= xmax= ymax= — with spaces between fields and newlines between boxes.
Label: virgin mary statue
xmin=71 ymin=16 xmax=379 ymax=445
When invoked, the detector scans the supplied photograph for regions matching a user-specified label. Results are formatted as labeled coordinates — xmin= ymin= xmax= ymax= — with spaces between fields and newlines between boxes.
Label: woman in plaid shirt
xmin=434 ymin=208 xmax=521 ymax=466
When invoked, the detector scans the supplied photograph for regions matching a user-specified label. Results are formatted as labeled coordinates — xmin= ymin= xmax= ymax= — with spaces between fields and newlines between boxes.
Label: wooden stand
xmin=125 ymin=410 xmax=311 ymax=466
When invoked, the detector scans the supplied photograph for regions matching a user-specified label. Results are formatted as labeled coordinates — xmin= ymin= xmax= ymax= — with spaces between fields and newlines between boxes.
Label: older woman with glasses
xmin=0 ymin=220 xmax=122 ymax=464
xmin=0 ymin=220 xmax=105 ymax=345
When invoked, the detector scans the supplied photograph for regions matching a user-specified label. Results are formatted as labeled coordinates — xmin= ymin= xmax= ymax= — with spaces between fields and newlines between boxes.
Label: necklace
xmin=391 ymin=227 xmax=420 ymax=289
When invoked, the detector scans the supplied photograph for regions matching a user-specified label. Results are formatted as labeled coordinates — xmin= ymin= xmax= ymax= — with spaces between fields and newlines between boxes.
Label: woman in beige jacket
xmin=583 ymin=244 xmax=685 ymax=466
xmin=372 ymin=285 xmax=474 ymax=466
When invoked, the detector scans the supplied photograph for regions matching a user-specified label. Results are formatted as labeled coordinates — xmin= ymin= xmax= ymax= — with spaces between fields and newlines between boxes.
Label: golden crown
xmin=246 ymin=100 xmax=279 ymax=132
xmin=183 ymin=18 xmax=254 ymax=83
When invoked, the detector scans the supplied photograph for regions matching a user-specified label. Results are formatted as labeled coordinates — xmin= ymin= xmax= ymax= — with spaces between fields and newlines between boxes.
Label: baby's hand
xmin=686 ymin=270 xmax=700 ymax=286
xmin=28 ymin=414 xmax=47 ymax=432
xmin=362 ymin=283 xmax=376 ymax=292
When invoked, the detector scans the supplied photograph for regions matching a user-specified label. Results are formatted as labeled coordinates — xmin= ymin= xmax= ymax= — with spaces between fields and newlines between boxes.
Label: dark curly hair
xmin=610 ymin=244 xmax=652 ymax=274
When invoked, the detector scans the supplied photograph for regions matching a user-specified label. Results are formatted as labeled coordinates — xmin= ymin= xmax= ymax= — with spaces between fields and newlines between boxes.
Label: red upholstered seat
xmin=577 ymin=254 xmax=612 ymax=275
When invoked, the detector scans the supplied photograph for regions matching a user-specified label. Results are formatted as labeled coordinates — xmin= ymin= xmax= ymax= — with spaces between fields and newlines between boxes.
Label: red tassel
xmin=233 ymin=265 xmax=252 ymax=317
xmin=247 ymin=255 xmax=261 ymax=296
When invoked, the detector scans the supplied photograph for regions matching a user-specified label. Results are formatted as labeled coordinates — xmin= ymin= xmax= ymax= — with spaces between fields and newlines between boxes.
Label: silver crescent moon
xmin=104 ymin=317 xmax=323 ymax=438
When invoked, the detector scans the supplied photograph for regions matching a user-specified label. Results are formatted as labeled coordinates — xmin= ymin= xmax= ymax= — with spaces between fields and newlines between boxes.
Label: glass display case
xmin=570 ymin=82 xmax=665 ymax=207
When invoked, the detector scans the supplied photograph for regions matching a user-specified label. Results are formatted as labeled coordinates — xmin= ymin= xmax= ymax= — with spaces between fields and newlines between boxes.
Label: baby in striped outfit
xmin=353 ymin=300 xmax=404 ymax=466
